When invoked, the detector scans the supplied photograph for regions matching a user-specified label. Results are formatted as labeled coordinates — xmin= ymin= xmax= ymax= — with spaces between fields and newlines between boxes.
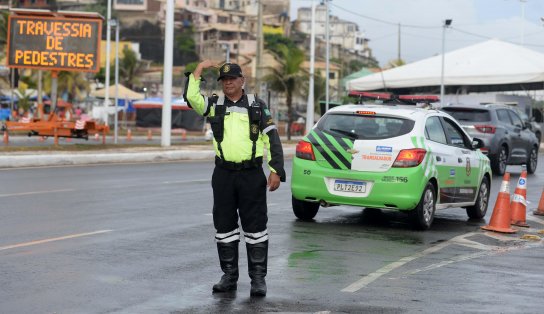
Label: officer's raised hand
xmin=268 ymin=172 xmax=280 ymax=192
xmin=194 ymin=60 xmax=220 ymax=79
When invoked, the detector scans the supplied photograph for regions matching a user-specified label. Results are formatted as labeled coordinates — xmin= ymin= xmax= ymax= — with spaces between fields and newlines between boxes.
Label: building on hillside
xmin=295 ymin=5 xmax=371 ymax=60
xmin=99 ymin=40 xmax=143 ymax=68
xmin=115 ymin=0 xmax=162 ymax=26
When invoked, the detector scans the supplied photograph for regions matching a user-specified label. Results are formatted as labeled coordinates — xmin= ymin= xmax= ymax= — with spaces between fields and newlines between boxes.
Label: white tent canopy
xmin=91 ymin=84 xmax=145 ymax=100
xmin=347 ymin=39 xmax=544 ymax=93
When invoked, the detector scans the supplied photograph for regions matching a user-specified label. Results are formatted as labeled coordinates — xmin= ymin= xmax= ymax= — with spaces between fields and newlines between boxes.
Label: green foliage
xmin=175 ymin=26 xmax=198 ymax=64
xmin=16 ymin=87 xmax=33 ymax=112
xmin=119 ymin=47 xmax=146 ymax=89
xmin=265 ymin=34 xmax=297 ymax=55
xmin=0 ymin=10 xmax=8 ymax=60
xmin=263 ymin=43 xmax=305 ymax=139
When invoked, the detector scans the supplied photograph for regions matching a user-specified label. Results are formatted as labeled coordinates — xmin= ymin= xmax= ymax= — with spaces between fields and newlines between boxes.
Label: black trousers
xmin=212 ymin=165 xmax=268 ymax=238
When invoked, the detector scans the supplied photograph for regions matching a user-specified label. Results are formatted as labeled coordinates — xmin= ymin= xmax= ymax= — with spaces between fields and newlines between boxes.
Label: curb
xmin=0 ymin=147 xmax=296 ymax=169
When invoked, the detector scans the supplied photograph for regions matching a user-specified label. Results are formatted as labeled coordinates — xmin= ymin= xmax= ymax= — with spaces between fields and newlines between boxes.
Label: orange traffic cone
xmin=533 ymin=188 xmax=544 ymax=216
xmin=510 ymin=171 xmax=529 ymax=227
xmin=94 ymin=133 xmax=100 ymax=141
xmin=181 ymin=128 xmax=187 ymax=141
xmin=147 ymin=129 xmax=153 ymax=141
xmin=481 ymin=172 xmax=516 ymax=233
xmin=2 ymin=130 xmax=8 ymax=145
xmin=126 ymin=129 xmax=132 ymax=141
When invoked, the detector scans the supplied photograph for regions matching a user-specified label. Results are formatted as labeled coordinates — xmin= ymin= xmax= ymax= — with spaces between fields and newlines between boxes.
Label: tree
xmin=0 ymin=10 xmax=9 ymax=87
xmin=175 ymin=26 xmax=198 ymax=65
xmin=118 ymin=47 xmax=147 ymax=90
xmin=42 ymin=71 xmax=90 ymax=103
xmin=264 ymin=43 xmax=305 ymax=140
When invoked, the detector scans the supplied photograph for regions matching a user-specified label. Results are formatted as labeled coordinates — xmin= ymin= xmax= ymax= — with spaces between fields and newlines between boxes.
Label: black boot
xmin=247 ymin=241 xmax=268 ymax=297
xmin=212 ymin=241 xmax=239 ymax=293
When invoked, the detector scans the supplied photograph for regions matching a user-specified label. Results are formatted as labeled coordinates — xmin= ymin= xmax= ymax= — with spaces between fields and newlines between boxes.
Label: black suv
xmin=441 ymin=104 xmax=539 ymax=175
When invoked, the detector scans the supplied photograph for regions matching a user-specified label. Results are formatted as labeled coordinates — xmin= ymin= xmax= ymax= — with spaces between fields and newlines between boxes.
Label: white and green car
xmin=291 ymin=101 xmax=492 ymax=230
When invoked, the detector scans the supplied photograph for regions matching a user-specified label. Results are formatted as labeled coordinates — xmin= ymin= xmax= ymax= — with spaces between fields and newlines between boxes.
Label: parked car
xmin=440 ymin=104 xmax=539 ymax=175
xmin=511 ymin=107 xmax=542 ymax=144
xmin=291 ymin=100 xmax=492 ymax=230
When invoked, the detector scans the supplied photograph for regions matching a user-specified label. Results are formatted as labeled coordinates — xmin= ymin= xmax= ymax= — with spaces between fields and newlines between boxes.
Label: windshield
xmin=317 ymin=113 xmax=415 ymax=140
xmin=441 ymin=108 xmax=491 ymax=122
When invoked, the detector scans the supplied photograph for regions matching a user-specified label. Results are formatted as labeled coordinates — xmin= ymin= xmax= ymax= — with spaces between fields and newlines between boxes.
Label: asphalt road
xmin=1 ymin=158 xmax=544 ymax=313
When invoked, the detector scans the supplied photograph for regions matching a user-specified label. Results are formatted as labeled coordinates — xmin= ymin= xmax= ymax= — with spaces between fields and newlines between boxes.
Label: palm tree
xmin=264 ymin=44 xmax=305 ymax=140
xmin=0 ymin=10 xmax=9 ymax=87
xmin=119 ymin=46 xmax=147 ymax=90
xmin=42 ymin=71 xmax=90 ymax=103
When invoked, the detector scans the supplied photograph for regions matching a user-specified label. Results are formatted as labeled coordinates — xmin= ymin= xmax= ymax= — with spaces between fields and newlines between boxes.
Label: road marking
xmin=398 ymin=236 xmax=542 ymax=278
xmin=341 ymin=232 xmax=477 ymax=292
xmin=0 ymin=188 xmax=75 ymax=198
xmin=0 ymin=230 xmax=113 ymax=251
xmin=162 ymin=179 xmax=210 ymax=184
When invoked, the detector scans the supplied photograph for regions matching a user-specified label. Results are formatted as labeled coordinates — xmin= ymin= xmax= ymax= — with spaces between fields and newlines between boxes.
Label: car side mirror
xmin=472 ymin=137 xmax=485 ymax=150
xmin=524 ymin=121 xmax=532 ymax=130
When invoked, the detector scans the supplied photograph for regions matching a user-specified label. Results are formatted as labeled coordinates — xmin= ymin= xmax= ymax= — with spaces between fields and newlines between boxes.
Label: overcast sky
xmin=290 ymin=0 xmax=544 ymax=67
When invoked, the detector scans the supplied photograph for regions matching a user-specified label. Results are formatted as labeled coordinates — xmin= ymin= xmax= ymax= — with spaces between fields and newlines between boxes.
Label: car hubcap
xmin=423 ymin=189 xmax=434 ymax=223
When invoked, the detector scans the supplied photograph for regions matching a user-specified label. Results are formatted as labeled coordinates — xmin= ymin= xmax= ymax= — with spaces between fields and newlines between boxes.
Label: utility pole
xmin=113 ymin=19 xmax=119 ymax=144
xmin=161 ymin=0 xmax=174 ymax=147
xmin=255 ymin=0 xmax=263 ymax=92
xmin=397 ymin=23 xmax=401 ymax=61
xmin=306 ymin=1 xmax=316 ymax=134
xmin=104 ymin=0 xmax=112 ymax=125
xmin=325 ymin=0 xmax=330 ymax=112
xmin=440 ymin=19 xmax=452 ymax=107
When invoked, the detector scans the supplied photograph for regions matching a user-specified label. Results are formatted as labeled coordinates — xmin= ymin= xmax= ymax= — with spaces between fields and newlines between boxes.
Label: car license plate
xmin=334 ymin=180 xmax=366 ymax=193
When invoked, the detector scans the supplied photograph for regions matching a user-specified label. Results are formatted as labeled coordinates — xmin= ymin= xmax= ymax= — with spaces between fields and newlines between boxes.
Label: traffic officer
xmin=183 ymin=60 xmax=286 ymax=297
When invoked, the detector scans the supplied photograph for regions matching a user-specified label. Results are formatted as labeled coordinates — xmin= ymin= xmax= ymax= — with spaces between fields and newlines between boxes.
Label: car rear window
xmin=441 ymin=108 xmax=490 ymax=122
xmin=317 ymin=113 xmax=415 ymax=140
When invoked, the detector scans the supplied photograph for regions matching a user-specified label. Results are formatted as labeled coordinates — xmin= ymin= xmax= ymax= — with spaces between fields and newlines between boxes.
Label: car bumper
xmin=291 ymin=158 xmax=428 ymax=211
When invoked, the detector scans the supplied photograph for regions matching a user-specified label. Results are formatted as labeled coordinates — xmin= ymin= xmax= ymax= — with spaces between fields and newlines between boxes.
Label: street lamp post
xmin=112 ymin=19 xmax=120 ymax=144
xmin=440 ymin=19 xmax=452 ymax=107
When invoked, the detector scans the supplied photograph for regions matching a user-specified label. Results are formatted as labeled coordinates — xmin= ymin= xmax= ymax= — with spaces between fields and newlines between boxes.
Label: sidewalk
xmin=0 ymin=142 xmax=297 ymax=169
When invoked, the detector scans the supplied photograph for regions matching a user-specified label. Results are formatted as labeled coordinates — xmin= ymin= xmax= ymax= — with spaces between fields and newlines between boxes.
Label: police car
xmin=291 ymin=92 xmax=492 ymax=230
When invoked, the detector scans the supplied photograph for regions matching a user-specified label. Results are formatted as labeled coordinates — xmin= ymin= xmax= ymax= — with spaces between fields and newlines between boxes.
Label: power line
xmin=330 ymin=3 xmax=439 ymax=29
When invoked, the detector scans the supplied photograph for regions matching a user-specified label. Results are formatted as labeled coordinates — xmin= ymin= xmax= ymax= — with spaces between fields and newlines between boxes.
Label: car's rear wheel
xmin=292 ymin=197 xmax=320 ymax=221
xmin=465 ymin=176 xmax=490 ymax=219
xmin=491 ymin=146 xmax=508 ymax=176
xmin=526 ymin=146 xmax=538 ymax=174
xmin=410 ymin=182 xmax=436 ymax=230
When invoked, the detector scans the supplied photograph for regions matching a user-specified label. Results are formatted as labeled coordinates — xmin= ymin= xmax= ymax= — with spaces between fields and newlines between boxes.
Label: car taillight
xmin=392 ymin=148 xmax=426 ymax=167
xmin=296 ymin=140 xmax=315 ymax=161
xmin=474 ymin=125 xmax=496 ymax=134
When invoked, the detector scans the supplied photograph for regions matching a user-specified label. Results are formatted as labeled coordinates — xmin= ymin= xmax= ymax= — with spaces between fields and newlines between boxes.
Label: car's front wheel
xmin=465 ymin=176 xmax=490 ymax=219
xmin=410 ymin=182 xmax=436 ymax=230
xmin=292 ymin=197 xmax=320 ymax=221
xmin=491 ymin=145 xmax=508 ymax=176
xmin=526 ymin=146 xmax=538 ymax=174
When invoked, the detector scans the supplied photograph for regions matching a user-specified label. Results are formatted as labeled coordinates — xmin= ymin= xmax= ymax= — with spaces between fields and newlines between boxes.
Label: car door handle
xmin=436 ymin=156 xmax=442 ymax=162
xmin=458 ymin=158 xmax=463 ymax=163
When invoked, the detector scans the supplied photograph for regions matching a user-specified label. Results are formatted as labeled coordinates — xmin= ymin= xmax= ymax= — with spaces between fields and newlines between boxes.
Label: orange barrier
xmin=3 ymin=130 xmax=8 ymax=145
xmin=94 ymin=133 xmax=100 ymax=141
xmin=147 ymin=129 xmax=153 ymax=141
xmin=533 ymin=188 xmax=544 ymax=216
xmin=126 ymin=129 xmax=132 ymax=141
xmin=510 ymin=171 xmax=529 ymax=227
xmin=482 ymin=172 xmax=516 ymax=233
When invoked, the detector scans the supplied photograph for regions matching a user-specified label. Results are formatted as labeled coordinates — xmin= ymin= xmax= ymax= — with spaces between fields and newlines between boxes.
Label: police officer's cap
xmin=217 ymin=63 xmax=243 ymax=81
